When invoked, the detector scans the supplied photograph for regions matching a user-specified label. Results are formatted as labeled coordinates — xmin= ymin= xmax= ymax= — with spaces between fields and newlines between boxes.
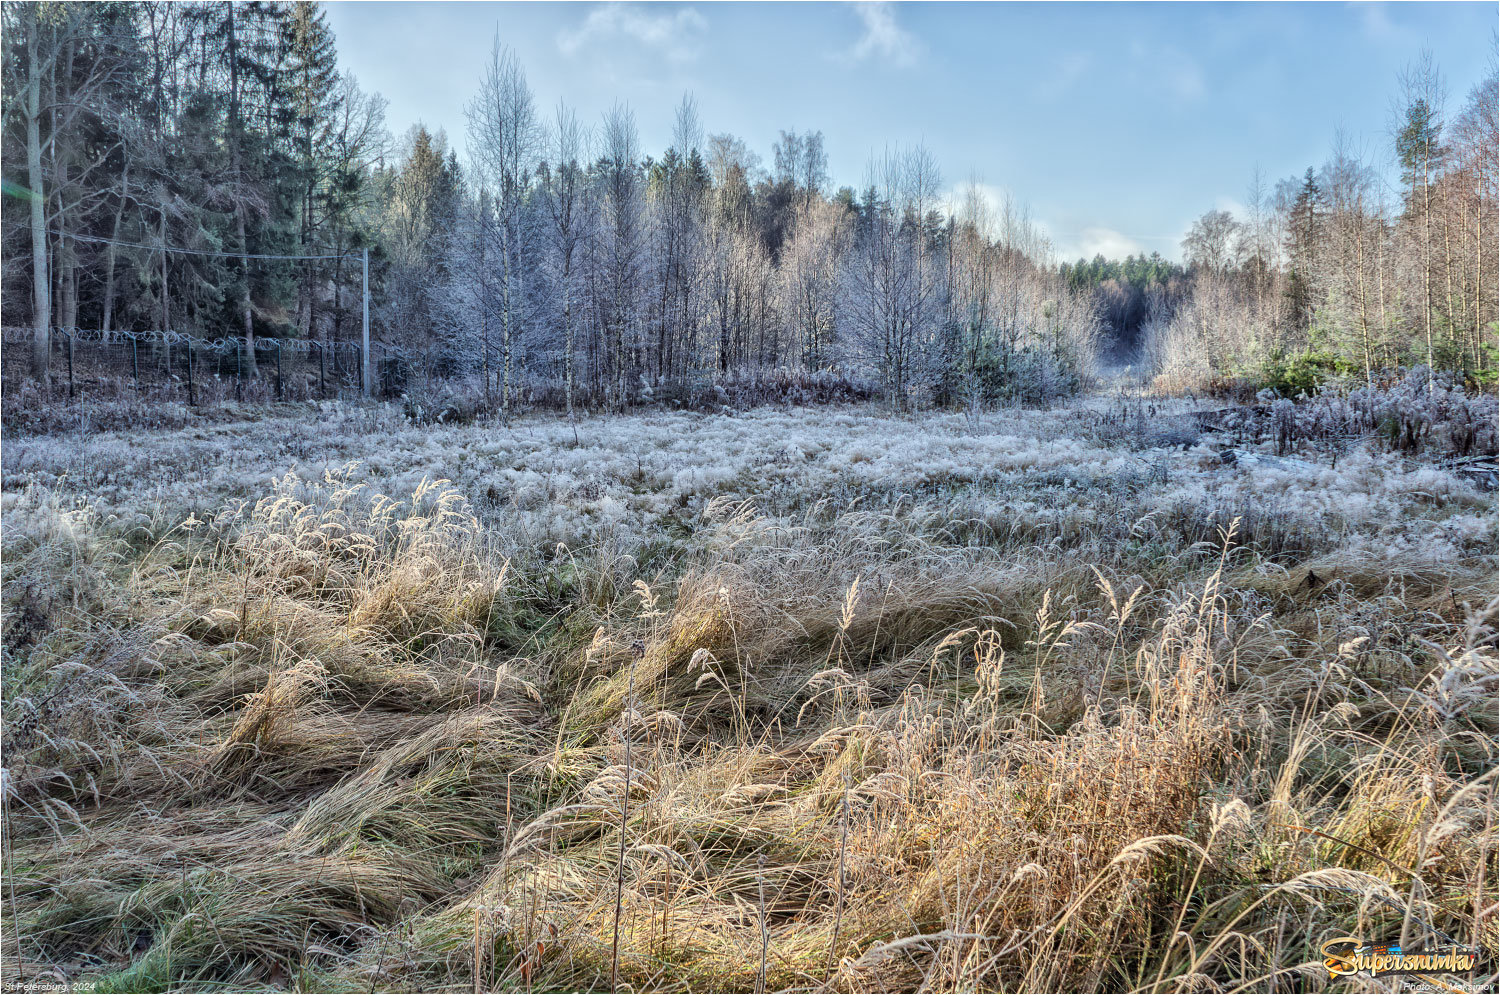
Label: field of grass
xmin=2 ymin=389 xmax=1496 ymax=992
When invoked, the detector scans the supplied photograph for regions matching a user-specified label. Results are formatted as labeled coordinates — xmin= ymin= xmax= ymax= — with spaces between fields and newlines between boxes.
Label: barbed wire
xmin=1 ymin=223 xmax=364 ymax=261
xmin=0 ymin=326 xmax=372 ymax=354
xmin=0 ymin=327 xmax=443 ymax=368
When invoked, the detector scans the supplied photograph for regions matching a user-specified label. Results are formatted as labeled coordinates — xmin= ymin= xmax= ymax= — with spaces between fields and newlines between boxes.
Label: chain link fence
xmin=1 ymin=327 xmax=368 ymax=404
xmin=2 ymin=329 xmax=885 ymax=422
xmin=0 ymin=328 xmax=512 ymax=404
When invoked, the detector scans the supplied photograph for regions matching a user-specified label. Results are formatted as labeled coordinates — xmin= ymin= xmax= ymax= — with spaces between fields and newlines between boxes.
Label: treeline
xmin=2 ymin=2 xmax=387 ymax=383
xmin=1060 ymin=253 xmax=1188 ymax=359
xmin=4 ymin=4 xmax=1492 ymax=413
xmin=1 ymin=2 xmax=1100 ymax=412
xmin=1147 ymin=52 xmax=1498 ymax=393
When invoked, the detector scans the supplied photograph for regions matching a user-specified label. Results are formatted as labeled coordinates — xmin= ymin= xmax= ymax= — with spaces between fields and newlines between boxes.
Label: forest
xmin=1 ymin=6 xmax=1497 ymax=995
xmin=4 ymin=2 xmax=1495 ymax=413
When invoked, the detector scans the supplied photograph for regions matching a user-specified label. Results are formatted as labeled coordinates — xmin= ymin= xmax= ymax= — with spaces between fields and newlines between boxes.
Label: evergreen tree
xmin=1284 ymin=167 xmax=1322 ymax=330
xmin=286 ymin=0 xmax=339 ymax=338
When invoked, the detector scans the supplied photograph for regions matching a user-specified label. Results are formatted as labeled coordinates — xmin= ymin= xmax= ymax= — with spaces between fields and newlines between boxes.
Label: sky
xmin=324 ymin=1 xmax=1497 ymax=262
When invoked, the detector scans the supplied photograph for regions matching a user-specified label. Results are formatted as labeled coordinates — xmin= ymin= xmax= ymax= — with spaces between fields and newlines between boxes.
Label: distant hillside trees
xmin=1143 ymin=51 xmax=1498 ymax=393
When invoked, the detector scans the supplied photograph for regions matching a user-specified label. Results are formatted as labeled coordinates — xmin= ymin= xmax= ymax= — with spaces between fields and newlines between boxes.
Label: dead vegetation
xmin=1 ymin=399 xmax=1495 ymax=993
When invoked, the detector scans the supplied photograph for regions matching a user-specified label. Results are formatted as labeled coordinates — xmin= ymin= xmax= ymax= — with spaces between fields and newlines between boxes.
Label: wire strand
xmin=3 ymin=223 xmax=362 ymax=261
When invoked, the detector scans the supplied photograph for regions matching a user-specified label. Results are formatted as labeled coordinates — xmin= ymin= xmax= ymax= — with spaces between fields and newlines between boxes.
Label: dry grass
xmin=2 ymin=398 xmax=1495 ymax=993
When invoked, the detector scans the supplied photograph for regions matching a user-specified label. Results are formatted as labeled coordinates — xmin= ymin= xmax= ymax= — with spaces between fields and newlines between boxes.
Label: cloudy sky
xmin=324 ymin=1 xmax=1496 ymax=261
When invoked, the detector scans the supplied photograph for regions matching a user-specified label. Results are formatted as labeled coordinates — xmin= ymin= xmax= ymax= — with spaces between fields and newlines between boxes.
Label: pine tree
xmin=1396 ymin=89 xmax=1447 ymax=382
xmin=1284 ymin=167 xmax=1322 ymax=330
xmin=178 ymin=0 xmax=294 ymax=369
xmin=286 ymin=0 xmax=339 ymax=339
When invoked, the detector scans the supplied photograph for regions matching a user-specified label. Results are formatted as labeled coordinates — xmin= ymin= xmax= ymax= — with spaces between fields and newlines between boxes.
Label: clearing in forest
xmin=2 ymin=390 xmax=1495 ymax=992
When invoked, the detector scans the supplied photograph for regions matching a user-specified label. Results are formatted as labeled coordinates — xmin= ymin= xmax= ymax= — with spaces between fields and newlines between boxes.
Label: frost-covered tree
xmin=466 ymin=37 xmax=540 ymax=417
xmin=842 ymin=146 xmax=943 ymax=410
xmin=542 ymin=102 xmax=591 ymax=421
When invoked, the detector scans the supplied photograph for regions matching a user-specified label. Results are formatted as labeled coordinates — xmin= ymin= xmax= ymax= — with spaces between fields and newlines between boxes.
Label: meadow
xmin=2 ymin=378 xmax=1496 ymax=993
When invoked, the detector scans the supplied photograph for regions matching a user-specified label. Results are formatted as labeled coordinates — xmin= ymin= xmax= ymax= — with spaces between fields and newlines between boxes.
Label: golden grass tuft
xmin=3 ymin=436 xmax=1495 ymax=993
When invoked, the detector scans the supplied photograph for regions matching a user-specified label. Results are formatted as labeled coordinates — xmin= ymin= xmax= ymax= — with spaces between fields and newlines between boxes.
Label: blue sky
xmin=324 ymin=1 xmax=1496 ymax=261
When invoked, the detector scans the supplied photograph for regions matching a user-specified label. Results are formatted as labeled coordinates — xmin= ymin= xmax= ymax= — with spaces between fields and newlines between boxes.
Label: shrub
xmin=1256 ymin=349 xmax=1357 ymax=398
xmin=1246 ymin=367 xmax=1499 ymax=458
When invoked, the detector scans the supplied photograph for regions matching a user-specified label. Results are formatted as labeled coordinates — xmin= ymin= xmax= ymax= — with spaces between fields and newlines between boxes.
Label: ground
xmin=2 ymin=390 xmax=1495 ymax=992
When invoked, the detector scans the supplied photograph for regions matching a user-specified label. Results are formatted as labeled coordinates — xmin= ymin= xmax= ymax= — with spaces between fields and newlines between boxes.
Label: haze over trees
xmin=2 ymin=3 xmax=1494 ymax=408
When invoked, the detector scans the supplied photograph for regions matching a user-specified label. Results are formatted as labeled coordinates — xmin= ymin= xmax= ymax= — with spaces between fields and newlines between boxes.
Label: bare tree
xmin=1321 ymin=132 xmax=1378 ymax=384
xmin=843 ymin=145 xmax=942 ymax=409
xmin=19 ymin=3 xmax=52 ymax=380
xmin=467 ymin=36 xmax=539 ymax=418
xmin=952 ymin=178 xmax=996 ymax=402
xmin=327 ymin=72 xmax=389 ymax=347
xmin=649 ymin=93 xmax=706 ymax=385
xmin=781 ymin=197 xmax=849 ymax=369
xmin=1393 ymin=52 xmax=1447 ymax=386
xmin=545 ymin=101 xmax=590 ymax=423
xmin=1448 ymin=52 xmax=1498 ymax=371
xmin=600 ymin=102 xmax=643 ymax=410
xmin=1182 ymin=210 xmax=1242 ymax=276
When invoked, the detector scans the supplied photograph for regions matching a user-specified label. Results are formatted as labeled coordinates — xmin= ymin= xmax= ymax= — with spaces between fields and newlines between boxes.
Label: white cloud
xmin=1213 ymin=195 xmax=1248 ymax=219
xmin=1167 ymin=57 xmax=1207 ymax=101
xmin=557 ymin=4 xmax=708 ymax=63
xmin=835 ymin=2 xmax=923 ymax=69
xmin=1150 ymin=45 xmax=1206 ymax=102
xmin=1058 ymin=227 xmax=1149 ymax=262
xmin=941 ymin=181 xmax=1012 ymax=221
xmin=1360 ymin=4 xmax=1401 ymax=40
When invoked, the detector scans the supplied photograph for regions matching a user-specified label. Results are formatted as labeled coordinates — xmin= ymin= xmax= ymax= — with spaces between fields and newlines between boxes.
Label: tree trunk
xmin=564 ymin=250 xmax=574 ymax=423
xmin=299 ymin=179 xmax=316 ymax=341
xmin=54 ymin=33 xmax=79 ymax=338
xmin=1441 ymin=181 xmax=1456 ymax=349
xmin=61 ymin=235 xmax=77 ymax=332
xmin=27 ymin=17 xmax=50 ymax=382
xmin=56 ymin=191 xmax=76 ymax=336
xmin=102 ymin=161 xmax=129 ymax=333
xmin=501 ymin=238 xmax=513 ymax=422
xmin=159 ymin=209 xmax=170 ymax=331
xmin=228 ymin=1 xmax=257 ymax=374
xmin=1376 ymin=218 xmax=1390 ymax=353
xmin=1420 ymin=153 xmax=1434 ymax=388
xmin=1355 ymin=214 xmax=1372 ymax=386
xmin=1476 ymin=192 xmax=1485 ymax=372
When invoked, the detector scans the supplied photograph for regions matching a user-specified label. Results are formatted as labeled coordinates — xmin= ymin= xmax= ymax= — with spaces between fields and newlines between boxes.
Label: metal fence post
xmin=66 ymin=330 xmax=74 ymax=399
xmin=362 ymin=247 xmax=371 ymax=397
xmin=275 ymin=341 xmax=283 ymax=400
xmin=186 ymin=339 xmax=195 ymax=406
xmin=235 ymin=340 xmax=243 ymax=401
xmin=318 ymin=340 xmax=327 ymax=398
xmin=132 ymin=335 xmax=140 ymax=393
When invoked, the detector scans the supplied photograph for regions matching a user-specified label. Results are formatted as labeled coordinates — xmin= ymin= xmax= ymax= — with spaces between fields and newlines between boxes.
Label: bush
xmin=1255 ymin=349 xmax=1357 ymax=398
xmin=1251 ymin=367 xmax=1499 ymax=457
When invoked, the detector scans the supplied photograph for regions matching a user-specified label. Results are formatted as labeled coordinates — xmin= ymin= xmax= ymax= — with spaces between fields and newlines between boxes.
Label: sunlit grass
xmin=2 ymin=397 xmax=1494 ymax=992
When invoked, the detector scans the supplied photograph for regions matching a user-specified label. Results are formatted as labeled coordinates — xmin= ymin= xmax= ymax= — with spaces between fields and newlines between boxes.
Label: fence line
xmin=1 ymin=328 xmax=880 ymax=414
xmin=0 ymin=327 xmax=501 ymax=407
xmin=1 ymin=326 xmax=382 ymax=354
xmin=4 ymin=238 xmax=374 ymax=394
xmin=1 ymin=327 xmax=371 ymax=405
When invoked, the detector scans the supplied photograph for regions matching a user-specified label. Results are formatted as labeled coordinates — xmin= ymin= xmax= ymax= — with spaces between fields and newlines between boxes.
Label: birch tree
xmin=467 ymin=37 xmax=539 ymax=418
xmin=544 ymin=102 xmax=589 ymax=422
